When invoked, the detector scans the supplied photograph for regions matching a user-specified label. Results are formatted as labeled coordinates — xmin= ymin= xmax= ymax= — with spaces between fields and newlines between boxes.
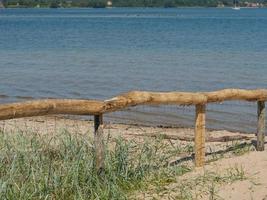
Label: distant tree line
xmin=3 ymin=0 xmax=267 ymax=8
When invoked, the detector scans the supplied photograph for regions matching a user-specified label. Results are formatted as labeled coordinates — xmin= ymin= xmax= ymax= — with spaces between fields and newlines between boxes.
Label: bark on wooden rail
xmin=0 ymin=99 xmax=105 ymax=120
xmin=205 ymin=89 xmax=267 ymax=103
xmin=103 ymin=91 xmax=208 ymax=113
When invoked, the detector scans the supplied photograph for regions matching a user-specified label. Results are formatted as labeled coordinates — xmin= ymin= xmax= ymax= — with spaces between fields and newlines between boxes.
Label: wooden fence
xmin=0 ymin=89 xmax=266 ymax=169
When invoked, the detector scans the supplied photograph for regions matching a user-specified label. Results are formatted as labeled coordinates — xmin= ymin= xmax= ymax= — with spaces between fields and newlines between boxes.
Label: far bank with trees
xmin=1 ymin=0 xmax=267 ymax=8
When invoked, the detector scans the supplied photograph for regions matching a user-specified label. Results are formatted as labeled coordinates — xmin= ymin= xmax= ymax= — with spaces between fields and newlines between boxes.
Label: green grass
xmin=0 ymin=128 xmax=254 ymax=200
xmin=0 ymin=130 xmax=191 ymax=200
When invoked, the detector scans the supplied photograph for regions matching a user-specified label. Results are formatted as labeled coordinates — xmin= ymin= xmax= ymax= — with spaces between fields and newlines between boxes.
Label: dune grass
xmin=0 ymin=126 xmax=254 ymax=200
xmin=0 ymin=129 xmax=191 ymax=200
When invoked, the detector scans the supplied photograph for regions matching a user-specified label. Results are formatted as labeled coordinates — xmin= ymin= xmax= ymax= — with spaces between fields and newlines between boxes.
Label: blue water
xmin=0 ymin=8 xmax=267 ymax=132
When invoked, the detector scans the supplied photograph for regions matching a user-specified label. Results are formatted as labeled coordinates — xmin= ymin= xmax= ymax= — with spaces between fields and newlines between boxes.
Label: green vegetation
xmin=0 ymin=130 xmax=191 ymax=199
xmin=0 ymin=127 xmax=255 ymax=199
xmin=2 ymin=0 xmax=267 ymax=8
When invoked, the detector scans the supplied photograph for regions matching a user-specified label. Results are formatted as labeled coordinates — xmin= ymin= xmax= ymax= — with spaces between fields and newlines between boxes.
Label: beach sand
xmin=0 ymin=115 xmax=266 ymax=199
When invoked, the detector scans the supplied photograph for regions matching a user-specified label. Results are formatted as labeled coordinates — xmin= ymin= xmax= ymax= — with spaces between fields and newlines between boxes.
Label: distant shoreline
xmin=1 ymin=5 xmax=266 ymax=9
xmin=2 ymin=7 xmax=267 ymax=9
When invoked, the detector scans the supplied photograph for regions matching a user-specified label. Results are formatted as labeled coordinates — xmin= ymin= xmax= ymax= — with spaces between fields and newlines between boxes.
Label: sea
xmin=0 ymin=8 xmax=267 ymax=133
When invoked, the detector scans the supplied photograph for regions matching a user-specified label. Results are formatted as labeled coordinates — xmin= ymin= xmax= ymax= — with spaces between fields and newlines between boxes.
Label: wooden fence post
xmin=94 ymin=114 xmax=105 ymax=172
xmin=195 ymin=104 xmax=206 ymax=167
xmin=257 ymin=101 xmax=265 ymax=151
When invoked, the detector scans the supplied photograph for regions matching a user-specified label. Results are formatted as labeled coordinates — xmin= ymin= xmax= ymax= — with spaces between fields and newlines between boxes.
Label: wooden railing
xmin=0 ymin=89 xmax=266 ymax=169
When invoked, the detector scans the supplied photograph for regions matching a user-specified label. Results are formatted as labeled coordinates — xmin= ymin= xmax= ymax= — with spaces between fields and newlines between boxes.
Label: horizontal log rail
xmin=0 ymin=89 xmax=267 ymax=121
xmin=0 ymin=88 xmax=266 ymax=169
xmin=0 ymin=99 xmax=105 ymax=121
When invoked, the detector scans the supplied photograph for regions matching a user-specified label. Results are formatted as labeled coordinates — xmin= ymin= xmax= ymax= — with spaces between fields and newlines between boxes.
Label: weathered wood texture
xmin=205 ymin=89 xmax=267 ymax=103
xmin=104 ymin=91 xmax=207 ymax=111
xmin=195 ymin=104 xmax=206 ymax=167
xmin=94 ymin=114 xmax=105 ymax=172
xmin=0 ymin=89 xmax=267 ymax=120
xmin=0 ymin=99 xmax=105 ymax=120
xmin=257 ymin=101 xmax=265 ymax=151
